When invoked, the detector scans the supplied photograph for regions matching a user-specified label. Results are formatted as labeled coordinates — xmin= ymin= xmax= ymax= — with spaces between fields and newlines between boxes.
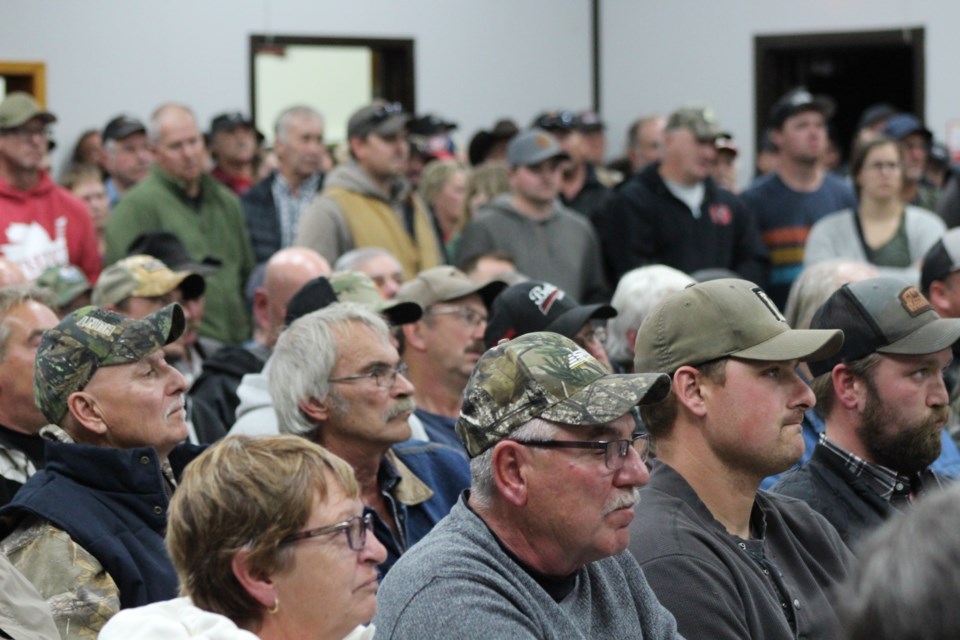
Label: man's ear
xmin=401 ymin=321 xmax=428 ymax=352
xmin=299 ymin=395 xmax=329 ymax=423
xmin=832 ymin=364 xmax=865 ymax=411
xmin=927 ymin=281 xmax=952 ymax=317
xmin=65 ymin=391 xmax=108 ymax=437
xmin=231 ymin=548 xmax=276 ymax=611
xmin=672 ymin=366 xmax=707 ymax=418
xmin=491 ymin=441 xmax=531 ymax=508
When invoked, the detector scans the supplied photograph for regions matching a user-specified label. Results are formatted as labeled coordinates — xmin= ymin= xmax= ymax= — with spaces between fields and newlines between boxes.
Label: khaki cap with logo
xmin=92 ymin=255 xmax=204 ymax=307
xmin=34 ymin=304 xmax=185 ymax=424
xmin=0 ymin=92 xmax=56 ymax=129
xmin=634 ymin=278 xmax=843 ymax=375
xmin=396 ymin=266 xmax=506 ymax=311
xmin=456 ymin=332 xmax=671 ymax=458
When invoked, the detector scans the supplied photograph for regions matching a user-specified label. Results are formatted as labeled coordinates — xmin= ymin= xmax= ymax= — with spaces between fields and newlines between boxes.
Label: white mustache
xmin=386 ymin=397 xmax=416 ymax=421
xmin=604 ymin=488 xmax=640 ymax=515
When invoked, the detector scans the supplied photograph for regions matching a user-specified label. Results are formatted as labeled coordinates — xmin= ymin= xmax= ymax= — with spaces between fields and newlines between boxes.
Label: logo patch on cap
xmin=753 ymin=287 xmax=786 ymax=323
xmin=534 ymin=134 xmax=552 ymax=149
xmin=899 ymin=286 xmax=933 ymax=317
xmin=76 ymin=315 xmax=120 ymax=337
xmin=528 ymin=283 xmax=564 ymax=316
xmin=567 ymin=348 xmax=593 ymax=369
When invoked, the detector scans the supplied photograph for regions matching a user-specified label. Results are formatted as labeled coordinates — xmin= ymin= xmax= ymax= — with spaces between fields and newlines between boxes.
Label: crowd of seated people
xmin=3 ymin=83 xmax=960 ymax=638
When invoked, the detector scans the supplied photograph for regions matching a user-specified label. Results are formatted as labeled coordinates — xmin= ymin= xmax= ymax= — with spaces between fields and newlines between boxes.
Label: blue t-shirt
xmin=415 ymin=408 xmax=465 ymax=453
xmin=741 ymin=173 xmax=857 ymax=306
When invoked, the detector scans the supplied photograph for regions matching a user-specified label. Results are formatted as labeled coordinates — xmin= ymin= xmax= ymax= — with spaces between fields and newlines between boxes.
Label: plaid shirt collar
xmin=819 ymin=434 xmax=921 ymax=503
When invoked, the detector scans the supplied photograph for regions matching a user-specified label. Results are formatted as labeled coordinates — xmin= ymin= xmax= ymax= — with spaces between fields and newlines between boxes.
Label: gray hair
xmin=274 ymin=105 xmax=324 ymax=144
xmin=469 ymin=417 xmax=560 ymax=510
xmin=605 ymin=265 xmax=694 ymax=366
xmin=333 ymin=247 xmax=401 ymax=273
xmin=270 ymin=302 xmax=390 ymax=437
xmin=784 ymin=260 xmax=879 ymax=330
xmin=0 ymin=286 xmax=54 ymax=360
xmin=840 ymin=482 xmax=960 ymax=640
xmin=147 ymin=103 xmax=196 ymax=146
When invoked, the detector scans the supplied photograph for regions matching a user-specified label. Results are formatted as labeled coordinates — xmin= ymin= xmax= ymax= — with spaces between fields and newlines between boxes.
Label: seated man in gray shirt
xmin=373 ymin=332 xmax=679 ymax=639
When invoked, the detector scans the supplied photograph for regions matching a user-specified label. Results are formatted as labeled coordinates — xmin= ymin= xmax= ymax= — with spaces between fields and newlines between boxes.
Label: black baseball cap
xmin=921 ymin=228 xmax=960 ymax=295
xmin=809 ymin=277 xmax=960 ymax=377
xmin=484 ymin=281 xmax=616 ymax=348
xmin=127 ymin=231 xmax=222 ymax=276
xmin=769 ymin=87 xmax=835 ymax=128
xmin=103 ymin=115 xmax=146 ymax=143
xmin=532 ymin=110 xmax=579 ymax=133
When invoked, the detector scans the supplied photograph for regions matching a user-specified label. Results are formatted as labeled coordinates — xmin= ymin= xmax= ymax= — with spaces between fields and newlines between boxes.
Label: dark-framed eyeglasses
xmin=512 ymin=433 xmax=650 ymax=471
xmin=279 ymin=512 xmax=373 ymax=551
xmin=2 ymin=125 xmax=51 ymax=140
xmin=329 ymin=362 xmax=409 ymax=389
xmin=428 ymin=304 xmax=488 ymax=328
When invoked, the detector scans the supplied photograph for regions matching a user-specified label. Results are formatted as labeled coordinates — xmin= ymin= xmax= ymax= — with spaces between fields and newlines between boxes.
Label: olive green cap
xmin=35 ymin=265 xmax=91 ymax=307
xmin=456 ymin=332 xmax=671 ymax=458
xmin=329 ymin=271 xmax=422 ymax=325
xmin=34 ymin=304 xmax=185 ymax=424
xmin=634 ymin=278 xmax=843 ymax=375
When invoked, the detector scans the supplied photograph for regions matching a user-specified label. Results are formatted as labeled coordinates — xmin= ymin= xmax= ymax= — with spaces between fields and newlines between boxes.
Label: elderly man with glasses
xmin=373 ymin=331 xmax=681 ymax=639
xmin=269 ymin=301 xmax=470 ymax=577
xmin=295 ymin=100 xmax=444 ymax=279
xmin=395 ymin=266 xmax=506 ymax=451
xmin=0 ymin=92 xmax=101 ymax=282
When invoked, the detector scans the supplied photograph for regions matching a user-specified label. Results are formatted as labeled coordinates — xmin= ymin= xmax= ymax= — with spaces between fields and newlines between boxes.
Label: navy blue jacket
xmin=371 ymin=439 xmax=470 ymax=576
xmin=0 ymin=440 xmax=204 ymax=608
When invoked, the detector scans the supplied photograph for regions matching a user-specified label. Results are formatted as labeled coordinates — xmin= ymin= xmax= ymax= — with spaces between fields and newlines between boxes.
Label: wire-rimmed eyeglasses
xmin=278 ymin=513 xmax=374 ymax=551
xmin=512 ymin=433 xmax=650 ymax=471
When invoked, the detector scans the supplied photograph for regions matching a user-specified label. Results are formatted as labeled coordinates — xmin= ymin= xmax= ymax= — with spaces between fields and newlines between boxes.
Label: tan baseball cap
xmin=92 ymin=255 xmax=204 ymax=307
xmin=396 ymin=266 xmax=506 ymax=310
xmin=634 ymin=278 xmax=843 ymax=374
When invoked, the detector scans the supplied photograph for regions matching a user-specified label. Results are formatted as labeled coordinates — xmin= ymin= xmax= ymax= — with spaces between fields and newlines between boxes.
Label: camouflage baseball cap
xmin=456 ymin=332 xmax=671 ymax=458
xmin=92 ymin=255 xmax=205 ymax=307
xmin=34 ymin=304 xmax=185 ymax=424
xmin=666 ymin=107 xmax=725 ymax=142
xmin=35 ymin=264 xmax=91 ymax=307
xmin=329 ymin=271 xmax=422 ymax=325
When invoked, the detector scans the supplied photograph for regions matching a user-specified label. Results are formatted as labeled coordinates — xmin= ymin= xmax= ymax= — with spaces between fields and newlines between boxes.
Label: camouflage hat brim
xmin=456 ymin=331 xmax=671 ymax=458
xmin=539 ymin=371 xmax=671 ymax=427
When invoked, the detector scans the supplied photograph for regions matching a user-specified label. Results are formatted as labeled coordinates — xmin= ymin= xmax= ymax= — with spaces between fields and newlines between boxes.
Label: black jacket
xmin=596 ymin=163 xmax=769 ymax=283
xmin=188 ymin=345 xmax=268 ymax=443
xmin=772 ymin=442 xmax=947 ymax=547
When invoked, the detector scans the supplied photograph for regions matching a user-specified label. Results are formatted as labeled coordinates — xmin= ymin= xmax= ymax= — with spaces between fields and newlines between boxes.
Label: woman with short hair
xmin=100 ymin=435 xmax=385 ymax=639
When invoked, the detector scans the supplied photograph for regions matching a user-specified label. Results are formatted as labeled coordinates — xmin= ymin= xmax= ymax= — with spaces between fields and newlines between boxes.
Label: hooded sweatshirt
xmin=294 ymin=163 xmax=443 ymax=278
xmin=456 ymin=193 xmax=609 ymax=303
xmin=0 ymin=172 xmax=101 ymax=281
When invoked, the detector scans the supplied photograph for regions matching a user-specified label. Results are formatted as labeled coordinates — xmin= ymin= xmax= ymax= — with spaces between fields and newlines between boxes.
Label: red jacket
xmin=0 ymin=172 xmax=101 ymax=282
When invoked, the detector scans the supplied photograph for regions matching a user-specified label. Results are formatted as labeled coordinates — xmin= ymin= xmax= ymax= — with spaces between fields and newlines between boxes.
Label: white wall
xmin=1 ymin=0 xmax=592 ymax=169
xmin=601 ymin=0 xmax=960 ymax=185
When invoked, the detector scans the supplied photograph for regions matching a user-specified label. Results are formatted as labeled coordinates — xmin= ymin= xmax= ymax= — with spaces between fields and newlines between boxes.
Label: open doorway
xmin=755 ymin=28 xmax=924 ymax=165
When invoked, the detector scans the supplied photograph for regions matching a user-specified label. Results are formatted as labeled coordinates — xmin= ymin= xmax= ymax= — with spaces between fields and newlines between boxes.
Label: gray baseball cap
xmin=634 ymin=278 xmax=843 ymax=374
xmin=809 ymin=277 xmax=960 ymax=377
xmin=506 ymin=129 xmax=570 ymax=167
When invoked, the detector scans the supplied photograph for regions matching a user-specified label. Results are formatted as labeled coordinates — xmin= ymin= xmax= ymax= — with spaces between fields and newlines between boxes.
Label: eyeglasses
xmin=279 ymin=513 xmax=373 ymax=551
xmin=574 ymin=325 xmax=607 ymax=349
xmin=329 ymin=362 xmax=408 ymax=388
xmin=2 ymin=125 xmax=50 ymax=140
xmin=865 ymin=161 xmax=902 ymax=173
xmin=428 ymin=304 xmax=488 ymax=328
xmin=512 ymin=433 xmax=650 ymax=471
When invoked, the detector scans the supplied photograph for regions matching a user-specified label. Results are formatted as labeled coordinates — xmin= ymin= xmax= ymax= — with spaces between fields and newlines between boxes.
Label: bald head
xmin=259 ymin=248 xmax=332 ymax=347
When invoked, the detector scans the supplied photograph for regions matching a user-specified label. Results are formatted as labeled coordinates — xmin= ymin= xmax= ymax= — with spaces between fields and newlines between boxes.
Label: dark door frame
xmin=248 ymin=34 xmax=416 ymax=125
xmin=754 ymin=28 xmax=924 ymax=149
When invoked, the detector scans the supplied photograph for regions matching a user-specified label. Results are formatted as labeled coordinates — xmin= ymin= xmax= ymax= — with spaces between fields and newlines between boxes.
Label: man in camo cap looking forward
xmin=374 ymin=331 xmax=680 ymax=639
xmin=0 ymin=303 xmax=204 ymax=638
